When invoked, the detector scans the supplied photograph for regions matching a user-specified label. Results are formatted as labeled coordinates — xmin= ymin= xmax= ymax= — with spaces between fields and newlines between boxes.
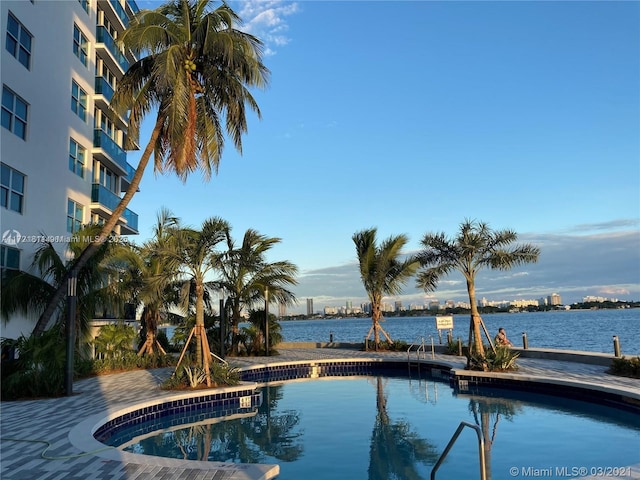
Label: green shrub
xmin=90 ymin=351 xmax=174 ymax=375
xmin=445 ymin=338 xmax=467 ymax=356
xmin=468 ymin=345 xmax=519 ymax=371
xmin=363 ymin=340 xmax=408 ymax=352
xmin=162 ymin=357 xmax=240 ymax=390
xmin=609 ymin=356 xmax=640 ymax=378
xmin=1 ymin=326 xmax=66 ymax=400
xmin=210 ymin=362 xmax=240 ymax=386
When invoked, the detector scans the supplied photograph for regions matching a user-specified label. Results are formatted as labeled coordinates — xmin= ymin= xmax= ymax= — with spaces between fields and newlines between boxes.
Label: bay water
xmin=279 ymin=308 xmax=640 ymax=355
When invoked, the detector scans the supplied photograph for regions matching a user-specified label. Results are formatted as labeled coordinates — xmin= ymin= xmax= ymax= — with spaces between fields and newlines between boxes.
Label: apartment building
xmin=1 ymin=0 xmax=140 ymax=339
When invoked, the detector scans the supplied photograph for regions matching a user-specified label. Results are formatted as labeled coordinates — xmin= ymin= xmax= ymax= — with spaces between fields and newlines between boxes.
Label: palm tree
xmin=415 ymin=219 xmax=540 ymax=366
xmin=93 ymin=323 xmax=137 ymax=359
xmin=162 ymin=216 xmax=230 ymax=381
xmin=32 ymin=0 xmax=269 ymax=336
xmin=110 ymin=208 xmax=179 ymax=356
xmin=352 ymin=228 xmax=419 ymax=350
xmin=243 ymin=310 xmax=283 ymax=355
xmin=216 ymin=229 xmax=298 ymax=355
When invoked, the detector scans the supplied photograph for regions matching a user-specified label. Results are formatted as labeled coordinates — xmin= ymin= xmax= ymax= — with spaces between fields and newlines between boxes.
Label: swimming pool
xmin=107 ymin=373 xmax=640 ymax=480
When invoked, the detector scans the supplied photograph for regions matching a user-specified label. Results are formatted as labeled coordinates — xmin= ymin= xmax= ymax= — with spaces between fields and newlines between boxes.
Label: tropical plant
xmin=209 ymin=362 xmax=240 ymax=386
xmin=352 ymin=228 xmax=419 ymax=350
xmin=0 ymin=325 xmax=66 ymax=399
xmin=110 ymin=208 xmax=180 ymax=356
xmin=242 ymin=310 xmax=283 ymax=355
xmin=609 ymin=356 xmax=640 ymax=379
xmin=1 ymin=225 xmax=120 ymax=351
xmin=184 ymin=365 xmax=209 ymax=387
xmin=415 ymin=219 xmax=540 ymax=369
xmin=32 ymin=0 xmax=269 ymax=336
xmin=93 ymin=323 xmax=137 ymax=359
xmin=470 ymin=345 xmax=520 ymax=371
xmin=216 ymin=229 xmax=297 ymax=355
xmin=162 ymin=216 xmax=230 ymax=382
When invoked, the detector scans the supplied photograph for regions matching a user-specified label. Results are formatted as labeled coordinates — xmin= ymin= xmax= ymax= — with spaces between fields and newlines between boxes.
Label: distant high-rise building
xmin=548 ymin=293 xmax=562 ymax=306
xmin=278 ymin=303 xmax=286 ymax=318
xmin=306 ymin=298 xmax=314 ymax=316
xmin=394 ymin=300 xmax=403 ymax=312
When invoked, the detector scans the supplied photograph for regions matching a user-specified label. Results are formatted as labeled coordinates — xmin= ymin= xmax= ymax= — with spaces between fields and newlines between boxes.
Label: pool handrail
xmin=430 ymin=421 xmax=487 ymax=480
xmin=407 ymin=336 xmax=426 ymax=362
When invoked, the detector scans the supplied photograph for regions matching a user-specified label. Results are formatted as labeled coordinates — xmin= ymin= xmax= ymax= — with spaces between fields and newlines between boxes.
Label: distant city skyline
xmin=289 ymin=292 xmax=633 ymax=317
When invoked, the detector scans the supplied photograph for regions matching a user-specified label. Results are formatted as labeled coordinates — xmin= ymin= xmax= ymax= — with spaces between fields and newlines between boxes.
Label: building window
xmin=1 ymin=86 xmax=28 ymax=140
xmin=69 ymin=138 xmax=86 ymax=178
xmin=73 ymin=24 xmax=88 ymax=67
xmin=71 ymin=80 xmax=87 ymax=122
xmin=98 ymin=164 xmax=118 ymax=192
xmin=1 ymin=245 xmax=21 ymax=271
xmin=78 ymin=0 xmax=90 ymax=13
xmin=1 ymin=164 xmax=25 ymax=214
xmin=5 ymin=12 xmax=32 ymax=69
xmin=67 ymin=199 xmax=84 ymax=233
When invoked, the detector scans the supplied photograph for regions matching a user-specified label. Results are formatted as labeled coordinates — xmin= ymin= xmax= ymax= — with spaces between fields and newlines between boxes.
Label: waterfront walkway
xmin=1 ymin=348 xmax=639 ymax=480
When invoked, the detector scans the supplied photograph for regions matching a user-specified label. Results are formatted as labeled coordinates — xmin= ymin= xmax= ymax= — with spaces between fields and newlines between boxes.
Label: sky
xmin=127 ymin=0 xmax=640 ymax=313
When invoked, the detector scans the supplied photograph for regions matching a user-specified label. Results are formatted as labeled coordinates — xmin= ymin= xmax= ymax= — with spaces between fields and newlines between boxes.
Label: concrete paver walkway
xmin=1 ymin=349 xmax=638 ymax=480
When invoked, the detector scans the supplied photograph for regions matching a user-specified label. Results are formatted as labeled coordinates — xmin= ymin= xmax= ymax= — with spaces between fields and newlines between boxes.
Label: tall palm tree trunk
xmin=467 ymin=280 xmax=485 ymax=357
xmin=32 ymin=117 xmax=164 ymax=337
xmin=195 ymin=281 xmax=204 ymax=367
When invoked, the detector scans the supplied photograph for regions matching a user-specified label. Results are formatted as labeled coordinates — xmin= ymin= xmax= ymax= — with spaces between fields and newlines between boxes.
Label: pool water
xmin=120 ymin=376 xmax=640 ymax=479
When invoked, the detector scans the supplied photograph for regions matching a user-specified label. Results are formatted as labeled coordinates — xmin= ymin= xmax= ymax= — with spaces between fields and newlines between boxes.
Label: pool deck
xmin=1 ymin=348 xmax=639 ymax=480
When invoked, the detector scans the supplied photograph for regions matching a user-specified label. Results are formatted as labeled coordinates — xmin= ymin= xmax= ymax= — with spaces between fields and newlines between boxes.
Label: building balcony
xmin=120 ymin=161 xmax=138 ymax=192
xmin=93 ymin=128 xmax=127 ymax=176
xmin=100 ymin=0 xmax=129 ymax=29
xmin=127 ymin=0 xmax=139 ymax=14
xmin=94 ymin=79 xmax=129 ymax=130
xmin=91 ymin=184 xmax=139 ymax=235
xmin=95 ymin=25 xmax=129 ymax=74
xmin=94 ymin=76 xmax=114 ymax=112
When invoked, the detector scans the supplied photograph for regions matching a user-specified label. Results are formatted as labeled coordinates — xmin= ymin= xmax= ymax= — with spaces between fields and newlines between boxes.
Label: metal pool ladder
xmin=407 ymin=336 xmax=426 ymax=362
xmin=430 ymin=421 xmax=487 ymax=480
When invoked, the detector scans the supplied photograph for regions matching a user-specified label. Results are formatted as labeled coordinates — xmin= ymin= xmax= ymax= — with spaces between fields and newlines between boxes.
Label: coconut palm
xmin=352 ymin=228 xmax=419 ymax=350
xmin=32 ymin=0 xmax=268 ymax=336
xmin=216 ymin=229 xmax=298 ymax=355
xmin=162 ymin=217 xmax=230 ymax=380
xmin=415 ymin=219 xmax=540 ymax=366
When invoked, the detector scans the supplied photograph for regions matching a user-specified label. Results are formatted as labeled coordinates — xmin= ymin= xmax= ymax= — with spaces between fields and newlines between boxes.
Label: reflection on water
xmin=122 ymin=375 xmax=640 ymax=479
xmin=368 ymin=376 xmax=440 ymax=479
xmin=126 ymin=384 xmax=303 ymax=463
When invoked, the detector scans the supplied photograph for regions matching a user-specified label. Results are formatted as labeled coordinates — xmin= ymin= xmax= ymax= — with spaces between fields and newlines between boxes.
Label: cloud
xmin=564 ymin=219 xmax=640 ymax=234
xmin=234 ymin=1 xmax=300 ymax=56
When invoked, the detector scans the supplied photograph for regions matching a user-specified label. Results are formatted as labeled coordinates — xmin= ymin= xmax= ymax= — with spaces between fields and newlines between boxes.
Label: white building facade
xmin=1 ymin=0 xmax=139 ymax=339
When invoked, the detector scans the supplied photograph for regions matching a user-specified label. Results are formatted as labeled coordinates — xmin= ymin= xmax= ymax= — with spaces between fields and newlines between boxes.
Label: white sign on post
xmin=435 ymin=315 xmax=454 ymax=330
